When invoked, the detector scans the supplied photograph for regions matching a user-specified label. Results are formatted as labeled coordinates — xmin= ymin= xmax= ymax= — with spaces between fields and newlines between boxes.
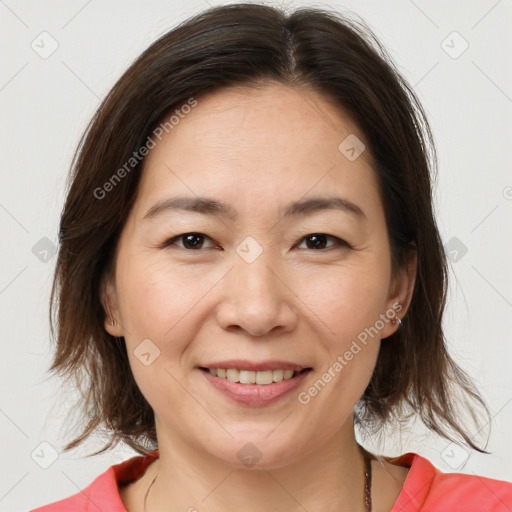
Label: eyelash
xmin=159 ymin=232 xmax=352 ymax=252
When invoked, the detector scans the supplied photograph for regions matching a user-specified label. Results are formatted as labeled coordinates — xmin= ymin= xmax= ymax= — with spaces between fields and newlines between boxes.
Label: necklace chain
xmin=143 ymin=443 xmax=373 ymax=512
xmin=360 ymin=443 xmax=374 ymax=512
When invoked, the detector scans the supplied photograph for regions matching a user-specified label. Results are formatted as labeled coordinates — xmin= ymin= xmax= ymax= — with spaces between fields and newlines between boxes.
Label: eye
xmin=296 ymin=233 xmax=351 ymax=251
xmin=162 ymin=232 xmax=218 ymax=250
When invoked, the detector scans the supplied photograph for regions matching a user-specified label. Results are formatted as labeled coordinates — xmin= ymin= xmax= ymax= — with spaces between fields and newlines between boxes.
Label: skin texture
xmin=103 ymin=82 xmax=416 ymax=512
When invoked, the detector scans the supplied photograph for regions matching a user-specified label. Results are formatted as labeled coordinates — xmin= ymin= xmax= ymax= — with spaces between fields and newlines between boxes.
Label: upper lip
xmin=199 ymin=360 xmax=312 ymax=372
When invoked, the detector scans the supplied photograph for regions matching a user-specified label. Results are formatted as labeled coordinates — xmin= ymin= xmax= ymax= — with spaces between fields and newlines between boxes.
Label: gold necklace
xmin=143 ymin=443 xmax=373 ymax=512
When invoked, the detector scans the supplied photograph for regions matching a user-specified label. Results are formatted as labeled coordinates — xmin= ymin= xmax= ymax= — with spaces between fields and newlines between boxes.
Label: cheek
xmin=117 ymin=262 xmax=168 ymax=333
xmin=114 ymin=254 xmax=225 ymax=390
xmin=294 ymin=259 xmax=390 ymax=339
xmin=115 ymin=258 xmax=195 ymax=408
xmin=116 ymin=254 xmax=205 ymax=336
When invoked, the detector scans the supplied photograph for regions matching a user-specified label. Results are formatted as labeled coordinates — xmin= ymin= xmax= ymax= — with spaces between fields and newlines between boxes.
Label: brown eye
xmin=163 ymin=232 xmax=216 ymax=250
xmin=297 ymin=233 xmax=351 ymax=251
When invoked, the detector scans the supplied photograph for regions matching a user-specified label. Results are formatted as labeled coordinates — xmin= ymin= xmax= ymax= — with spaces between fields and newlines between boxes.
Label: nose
xmin=215 ymin=250 xmax=298 ymax=338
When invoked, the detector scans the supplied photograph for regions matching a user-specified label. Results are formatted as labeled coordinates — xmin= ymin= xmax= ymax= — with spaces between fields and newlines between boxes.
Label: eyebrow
xmin=142 ymin=195 xmax=366 ymax=222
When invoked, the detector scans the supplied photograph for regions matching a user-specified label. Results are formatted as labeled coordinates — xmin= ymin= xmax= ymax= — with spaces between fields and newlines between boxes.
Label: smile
xmin=199 ymin=366 xmax=313 ymax=406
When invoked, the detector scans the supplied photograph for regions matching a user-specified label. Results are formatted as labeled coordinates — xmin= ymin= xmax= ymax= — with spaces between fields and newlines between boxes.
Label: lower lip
xmin=199 ymin=368 xmax=312 ymax=406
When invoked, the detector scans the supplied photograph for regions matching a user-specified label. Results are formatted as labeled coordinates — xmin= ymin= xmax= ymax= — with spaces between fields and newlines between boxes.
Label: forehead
xmin=133 ymin=82 xmax=380 ymax=219
xmin=145 ymin=82 xmax=366 ymax=159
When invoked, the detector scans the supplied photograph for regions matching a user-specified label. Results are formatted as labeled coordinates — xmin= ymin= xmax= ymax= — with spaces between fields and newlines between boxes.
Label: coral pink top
xmin=30 ymin=450 xmax=512 ymax=511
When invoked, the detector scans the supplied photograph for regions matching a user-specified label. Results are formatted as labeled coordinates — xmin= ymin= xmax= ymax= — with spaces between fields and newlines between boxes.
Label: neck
xmin=144 ymin=417 xmax=368 ymax=512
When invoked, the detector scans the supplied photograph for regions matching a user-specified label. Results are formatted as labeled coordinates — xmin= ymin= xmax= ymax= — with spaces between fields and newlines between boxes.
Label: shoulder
xmin=389 ymin=452 xmax=512 ymax=512
xmin=28 ymin=450 xmax=159 ymax=512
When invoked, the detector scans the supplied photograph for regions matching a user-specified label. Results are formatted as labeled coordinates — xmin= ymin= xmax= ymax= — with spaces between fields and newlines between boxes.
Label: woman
xmin=31 ymin=3 xmax=511 ymax=511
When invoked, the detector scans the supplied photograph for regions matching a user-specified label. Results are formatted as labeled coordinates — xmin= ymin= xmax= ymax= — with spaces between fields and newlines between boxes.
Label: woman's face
xmin=104 ymin=82 xmax=414 ymax=468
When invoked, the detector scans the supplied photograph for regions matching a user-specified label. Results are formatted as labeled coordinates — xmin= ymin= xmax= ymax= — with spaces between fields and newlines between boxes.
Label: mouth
xmin=198 ymin=362 xmax=313 ymax=406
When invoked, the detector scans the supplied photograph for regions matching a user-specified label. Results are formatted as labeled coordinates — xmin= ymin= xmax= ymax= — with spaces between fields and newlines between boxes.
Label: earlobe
xmin=382 ymin=246 xmax=417 ymax=338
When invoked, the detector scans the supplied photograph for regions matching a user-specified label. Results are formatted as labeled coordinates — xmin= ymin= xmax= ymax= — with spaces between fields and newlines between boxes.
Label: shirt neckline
xmin=386 ymin=452 xmax=437 ymax=511
xmin=108 ymin=450 xmax=433 ymax=512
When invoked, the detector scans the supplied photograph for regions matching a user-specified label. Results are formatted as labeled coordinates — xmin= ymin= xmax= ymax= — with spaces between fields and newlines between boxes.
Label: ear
xmin=100 ymin=270 xmax=124 ymax=337
xmin=380 ymin=245 xmax=417 ymax=339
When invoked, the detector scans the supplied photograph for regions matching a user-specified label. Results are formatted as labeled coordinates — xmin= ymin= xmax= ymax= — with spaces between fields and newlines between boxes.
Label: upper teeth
xmin=208 ymin=368 xmax=296 ymax=384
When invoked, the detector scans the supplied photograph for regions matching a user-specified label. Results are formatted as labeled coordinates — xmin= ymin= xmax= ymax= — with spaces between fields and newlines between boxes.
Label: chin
xmin=208 ymin=432 xmax=306 ymax=470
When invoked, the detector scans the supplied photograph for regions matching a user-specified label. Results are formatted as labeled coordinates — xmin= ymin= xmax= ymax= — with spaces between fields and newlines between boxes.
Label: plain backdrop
xmin=0 ymin=0 xmax=511 ymax=510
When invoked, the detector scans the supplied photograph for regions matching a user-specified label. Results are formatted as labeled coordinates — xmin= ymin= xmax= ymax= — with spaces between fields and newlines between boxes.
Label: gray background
xmin=0 ymin=0 xmax=511 ymax=510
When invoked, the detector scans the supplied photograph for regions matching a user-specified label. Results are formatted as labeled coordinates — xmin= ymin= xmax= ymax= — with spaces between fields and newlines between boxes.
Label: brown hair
xmin=49 ymin=2 xmax=491 ymax=457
